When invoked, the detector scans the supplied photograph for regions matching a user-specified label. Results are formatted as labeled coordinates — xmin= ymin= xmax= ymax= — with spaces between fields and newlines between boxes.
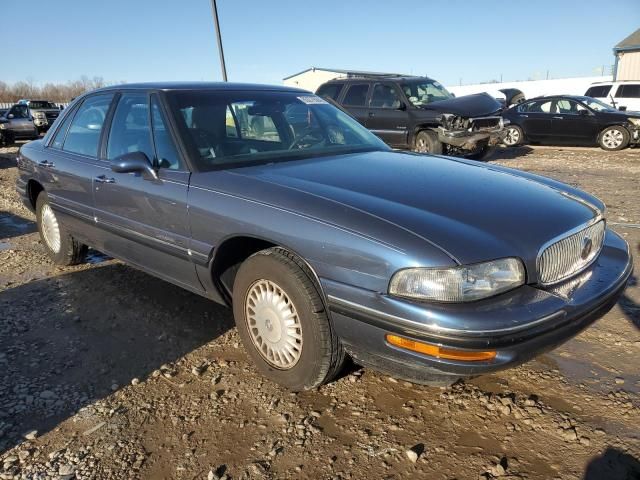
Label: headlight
xmin=34 ymin=112 xmax=46 ymax=119
xmin=0 ymin=123 xmax=6 ymax=130
xmin=628 ymin=118 xmax=640 ymax=126
xmin=389 ymin=258 xmax=525 ymax=302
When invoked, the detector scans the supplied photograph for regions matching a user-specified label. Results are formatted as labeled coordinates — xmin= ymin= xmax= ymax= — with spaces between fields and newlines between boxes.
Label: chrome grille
xmin=537 ymin=220 xmax=605 ymax=285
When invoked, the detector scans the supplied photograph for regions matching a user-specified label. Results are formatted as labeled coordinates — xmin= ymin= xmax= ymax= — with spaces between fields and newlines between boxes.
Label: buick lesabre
xmin=16 ymin=83 xmax=633 ymax=390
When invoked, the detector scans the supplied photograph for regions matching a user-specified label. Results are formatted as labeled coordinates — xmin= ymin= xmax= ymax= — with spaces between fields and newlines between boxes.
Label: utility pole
xmin=210 ymin=0 xmax=228 ymax=81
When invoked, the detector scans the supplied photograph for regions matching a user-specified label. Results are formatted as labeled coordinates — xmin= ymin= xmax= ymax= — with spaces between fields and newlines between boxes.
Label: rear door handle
xmin=95 ymin=175 xmax=115 ymax=184
xmin=552 ymin=116 xmax=564 ymax=119
xmin=368 ymin=112 xmax=375 ymax=118
xmin=38 ymin=160 xmax=55 ymax=168
xmin=518 ymin=114 xmax=528 ymax=118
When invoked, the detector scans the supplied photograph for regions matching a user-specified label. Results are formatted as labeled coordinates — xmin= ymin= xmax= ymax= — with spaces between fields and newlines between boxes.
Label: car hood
xmin=419 ymin=93 xmax=502 ymax=117
xmin=226 ymin=151 xmax=602 ymax=271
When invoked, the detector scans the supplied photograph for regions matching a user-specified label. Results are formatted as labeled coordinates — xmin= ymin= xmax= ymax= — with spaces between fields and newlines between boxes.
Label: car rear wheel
xmin=503 ymin=125 xmax=523 ymax=147
xmin=233 ymin=247 xmax=345 ymax=391
xmin=36 ymin=191 xmax=88 ymax=265
xmin=598 ymin=126 xmax=629 ymax=151
xmin=413 ymin=130 xmax=443 ymax=155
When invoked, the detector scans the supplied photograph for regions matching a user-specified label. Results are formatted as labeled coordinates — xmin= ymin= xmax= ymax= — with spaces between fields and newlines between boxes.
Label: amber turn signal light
xmin=385 ymin=334 xmax=496 ymax=362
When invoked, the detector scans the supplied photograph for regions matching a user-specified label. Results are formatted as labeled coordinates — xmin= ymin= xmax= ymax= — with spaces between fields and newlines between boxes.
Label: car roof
xmin=91 ymin=82 xmax=308 ymax=94
xmin=529 ymin=94 xmax=590 ymax=101
xmin=324 ymin=75 xmax=435 ymax=84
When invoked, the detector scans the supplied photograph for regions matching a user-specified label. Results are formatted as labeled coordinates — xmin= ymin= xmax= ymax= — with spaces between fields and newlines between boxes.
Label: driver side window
xmin=107 ymin=93 xmax=154 ymax=161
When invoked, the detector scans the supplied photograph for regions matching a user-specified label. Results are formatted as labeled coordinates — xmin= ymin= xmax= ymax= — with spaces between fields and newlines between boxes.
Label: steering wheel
xmin=288 ymin=126 xmax=323 ymax=150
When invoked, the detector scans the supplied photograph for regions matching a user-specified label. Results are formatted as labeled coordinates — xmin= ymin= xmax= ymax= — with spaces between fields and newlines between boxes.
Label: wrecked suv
xmin=317 ymin=76 xmax=504 ymax=159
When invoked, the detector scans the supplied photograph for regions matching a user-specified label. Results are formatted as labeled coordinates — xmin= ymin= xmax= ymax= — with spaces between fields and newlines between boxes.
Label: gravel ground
xmin=0 ymin=144 xmax=639 ymax=480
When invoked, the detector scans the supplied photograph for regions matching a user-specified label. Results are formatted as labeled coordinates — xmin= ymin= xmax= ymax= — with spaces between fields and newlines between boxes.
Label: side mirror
xmin=110 ymin=151 xmax=157 ymax=180
xmin=618 ymin=106 xmax=627 ymax=112
xmin=7 ymin=114 xmax=14 ymax=119
xmin=578 ymin=109 xmax=590 ymax=116
xmin=397 ymin=102 xmax=407 ymax=111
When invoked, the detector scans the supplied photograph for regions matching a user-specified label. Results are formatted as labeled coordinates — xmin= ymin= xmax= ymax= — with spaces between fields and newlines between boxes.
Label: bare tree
xmin=0 ymin=77 xmax=115 ymax=103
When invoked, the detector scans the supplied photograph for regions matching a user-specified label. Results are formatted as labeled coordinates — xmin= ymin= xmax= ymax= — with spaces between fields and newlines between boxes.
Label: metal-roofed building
xmin=283 ymin=67 xmax=407 ymax=93
xmin=614 ymin=28 xmax=640 ymax=81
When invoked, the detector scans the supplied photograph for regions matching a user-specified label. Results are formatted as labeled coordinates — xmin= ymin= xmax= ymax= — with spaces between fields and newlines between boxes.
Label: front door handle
xmin=368 ymin=112 xmax=375 ymax=118
xmin=95 ymin=175 xmax=116 ymax=184
xmin=552 ymin=116 xmax=564 ymax=120
xmin=518 ymin=114 xmax=528 ymax=118
xmin=38 ymin=160 xmax=55 ymax=168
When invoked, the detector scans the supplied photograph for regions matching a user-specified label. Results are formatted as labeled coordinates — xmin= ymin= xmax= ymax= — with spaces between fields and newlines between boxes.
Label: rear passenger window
xmin=51 ymin=106 xmax=77 ymax=149
xmin=316 ymin=83 xmax=343 ymax=101
xmin=342 ymin=84 xmax=369 ymax=106
xmin=615 ymin=84 xmax=640 ymax=98
xmin=585 ymin=85 xmax=612 ymax=98
xmin=107 ymin=93 xmax=154 ymax=161
xmin=63 ymin=94 xmax=113 ymax=157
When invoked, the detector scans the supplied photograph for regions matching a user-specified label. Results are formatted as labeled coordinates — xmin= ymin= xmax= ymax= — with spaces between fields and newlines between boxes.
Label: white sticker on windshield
xmin=297 ymin=95 xmax=328 ymax=105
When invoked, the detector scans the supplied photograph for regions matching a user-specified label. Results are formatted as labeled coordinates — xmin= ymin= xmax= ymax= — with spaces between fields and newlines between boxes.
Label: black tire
xmin=413 ymin=130 xmax=443 ymax=155
xmin=503 ymin=125 xmax=524 ymax=147
xmin=597 ymin=125 xmax=630 ymax=151
xmin=36 ymin=191 xmax=87 ymax=266
xmin=232 ymin=247 xmax=345 ymax=391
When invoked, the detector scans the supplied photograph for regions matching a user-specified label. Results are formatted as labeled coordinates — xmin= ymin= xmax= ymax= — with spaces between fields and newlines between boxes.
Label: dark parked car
xmin=502 ymin=95 xmax=640 ymax=150
xmin=316 ymin=75 xmax=505 ymax=159
xmin=0 ymin=104 xmax=39 ymax=145
xmin=17 ymin=83 xmax=632 ymax=390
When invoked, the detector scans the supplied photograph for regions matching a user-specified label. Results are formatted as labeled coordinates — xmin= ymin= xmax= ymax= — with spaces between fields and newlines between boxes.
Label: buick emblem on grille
xmin=581 ymin=236 xmax=593 ymax=260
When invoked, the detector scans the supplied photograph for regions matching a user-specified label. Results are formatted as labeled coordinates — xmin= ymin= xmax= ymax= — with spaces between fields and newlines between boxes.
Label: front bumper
xmin=323 ymin=229 xmax=632 ymax=381
xmin=437 ymin=126 xmax=504 ymax=151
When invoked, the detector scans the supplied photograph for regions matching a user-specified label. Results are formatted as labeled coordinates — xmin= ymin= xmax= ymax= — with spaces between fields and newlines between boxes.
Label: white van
xmin=585 ymin=81 xmax=640 ymax=112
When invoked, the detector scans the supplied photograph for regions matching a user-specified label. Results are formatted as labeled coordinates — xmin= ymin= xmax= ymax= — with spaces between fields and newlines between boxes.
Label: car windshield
xmin=166 ymin=90 xmax=389 ymax=171
xmin=28 ymin=101 xmax=57 ymax=109
xmin=580 ymin=97 xmax=618 ymax=112
xmin=401 ymin=80 xmax=453 ymax=106
xmin=9 ymin=105 xmax=30 ymax=118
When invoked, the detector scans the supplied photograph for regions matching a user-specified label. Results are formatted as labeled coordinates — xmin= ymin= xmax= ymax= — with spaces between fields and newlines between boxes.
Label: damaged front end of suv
xmin=438 ymin=111 xmax=505 ymax=157
xmin=406 ymin=86 xmax=507 ymax=159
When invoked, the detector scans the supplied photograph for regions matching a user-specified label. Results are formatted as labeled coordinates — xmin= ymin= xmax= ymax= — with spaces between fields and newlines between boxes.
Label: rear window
xmin=585 ymin=85 xmax=612 ymax=98
xmin=615 ymin=84 xmax=640 ymax=98
xmin=316 ymin=83 xmax=344 ymax=101
xmin=342 ymin=84 xmax=369 ymax=106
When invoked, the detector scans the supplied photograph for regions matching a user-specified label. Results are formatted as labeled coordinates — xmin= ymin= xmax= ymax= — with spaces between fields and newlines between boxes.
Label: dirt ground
xmin=0 ymin=144 xmax=639 ymax=480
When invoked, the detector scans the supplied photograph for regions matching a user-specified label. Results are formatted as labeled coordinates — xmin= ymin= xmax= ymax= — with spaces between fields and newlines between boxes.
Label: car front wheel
xmin=503 ymin=125 xmax=524 ymax=147
xmin=413 ymin=130 xmax=443 ymax=155
xmin=233 ymin=247 xmax=345 ymax=391
xmin=36 ymin=192 xmax=87 ymax=265
xmin=598 ymin=126 xmax=630 ymax=151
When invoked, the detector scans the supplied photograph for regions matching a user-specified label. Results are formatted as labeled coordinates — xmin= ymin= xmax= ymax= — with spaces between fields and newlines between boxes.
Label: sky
xmin=3 ymin=0 xmax=639 ymax=87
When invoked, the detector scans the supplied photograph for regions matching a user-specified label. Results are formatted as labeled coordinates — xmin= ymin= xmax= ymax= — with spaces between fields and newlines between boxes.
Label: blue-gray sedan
xmin=16 ymin=83 xmax=633 ymax=390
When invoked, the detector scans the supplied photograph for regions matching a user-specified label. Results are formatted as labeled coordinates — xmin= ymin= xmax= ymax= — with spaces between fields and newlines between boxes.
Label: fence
xmin=0 ymin=102 xmax=69 ymax=110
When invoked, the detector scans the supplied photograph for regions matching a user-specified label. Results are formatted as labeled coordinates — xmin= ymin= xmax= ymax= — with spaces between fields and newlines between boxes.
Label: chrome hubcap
xmin=504 ymin=127 xmax=520 ymax=146
xmin=602 ymin=129 xmax=623 ymax=148
xmin=40 ymin=204 xmax=61 ymax=253
xmin=415 ymin=138 xmax=428 ymax=152
xmin=245 ymin=279 xmax=302 ymax=369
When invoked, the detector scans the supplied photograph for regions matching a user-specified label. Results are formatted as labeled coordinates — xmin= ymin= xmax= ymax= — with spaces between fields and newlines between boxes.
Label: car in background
xmin=18 ymin=99 xmax=62 ymax=133
xmin=316 ymin=75 xmax=505 ymax=159
xmin=502 ymin=95 xmax=640 ymax=150
xmin=15 ymin=83 xmax=632 ymax=391
xmin=0 ymin=104 xmax=39 ymax=145
xmin=585 ymin=81 xmax=640 ymax=112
